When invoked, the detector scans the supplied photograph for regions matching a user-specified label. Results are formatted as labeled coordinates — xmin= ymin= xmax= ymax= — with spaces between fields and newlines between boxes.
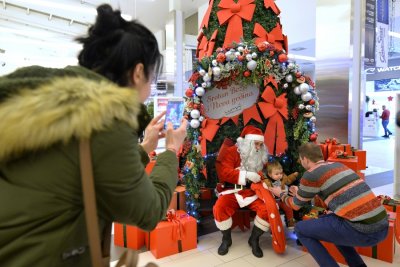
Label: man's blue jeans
xmin=295 ymin=213 xmax=388 ymax=267
xmin=382 ymin=119 xmax=390 ymax=136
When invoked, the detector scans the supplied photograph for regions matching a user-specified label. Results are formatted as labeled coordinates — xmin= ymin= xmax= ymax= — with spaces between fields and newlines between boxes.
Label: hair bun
xmin=91 ymin=4 xmax=125 ymax=36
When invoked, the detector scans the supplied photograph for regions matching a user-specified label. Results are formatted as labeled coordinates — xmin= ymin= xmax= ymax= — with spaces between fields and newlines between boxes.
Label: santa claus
xmin=213 ymin=125 xmax=269 ymax=258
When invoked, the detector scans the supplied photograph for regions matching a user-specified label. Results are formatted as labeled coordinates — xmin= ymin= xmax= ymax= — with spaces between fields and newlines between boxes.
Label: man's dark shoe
xmin=382 ymin=135 xmax=389 ymax=138
xmin=389 ymin=132 xmax=393 ymax=135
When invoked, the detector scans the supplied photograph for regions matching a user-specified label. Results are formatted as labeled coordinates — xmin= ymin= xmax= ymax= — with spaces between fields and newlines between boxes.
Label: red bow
xmin=217 ymin=0 xmax=256 ymax=48
xmin=258 ymin=86 xmax=288 ymax=155
xmin=196 ymin=30 xmax=218 ymax=60
xmin=166 ymin=210 xmax=186 ymax=241
xmin=253 ymin=23 xmax=284 ymax=51
xmin=200 ymin=0 xmax=214 ymax=29
xmin=264 ymin=0 xmax=280 ymax=14
xmin=200 ymin=118 xmax=220 ymax=156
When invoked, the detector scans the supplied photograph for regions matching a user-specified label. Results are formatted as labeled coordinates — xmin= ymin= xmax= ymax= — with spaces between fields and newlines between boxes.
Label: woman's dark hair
xmin=76 ymin=4 xmax=162 ymax=87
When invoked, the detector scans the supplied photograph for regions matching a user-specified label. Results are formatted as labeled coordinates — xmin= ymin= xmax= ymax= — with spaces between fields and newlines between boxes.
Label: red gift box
xmin=356 ymin=212 xmax=396 ymax=263
xmin=146 ymin=210 xmax=197 ymax=259
xmin=114 ymin=223 xmax=146 ymax=250
xmin=327 ymin=156 xmax=359 ymax=172
xmin=352 ymin=150 xmax=367 ymax=170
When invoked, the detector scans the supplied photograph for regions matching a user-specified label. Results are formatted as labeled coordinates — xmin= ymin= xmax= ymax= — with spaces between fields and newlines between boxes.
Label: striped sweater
xmin=282 ymin=161 xmax=388 ymax=233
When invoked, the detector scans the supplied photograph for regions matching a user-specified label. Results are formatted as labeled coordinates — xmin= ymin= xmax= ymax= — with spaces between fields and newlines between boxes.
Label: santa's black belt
xmin=223 ymin=182 xmax=251 ymax=190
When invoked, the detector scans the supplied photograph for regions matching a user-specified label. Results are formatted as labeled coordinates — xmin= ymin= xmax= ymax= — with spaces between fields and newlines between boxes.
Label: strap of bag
xmin=80 ymin=139 xmax=139 ymax=267
xmin=80 ymin=139 xmax=104 ymax=267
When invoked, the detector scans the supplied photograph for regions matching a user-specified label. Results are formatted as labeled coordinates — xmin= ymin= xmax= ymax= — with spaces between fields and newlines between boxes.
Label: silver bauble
xmin=190 ymin=109 xmax=200 ymax=119
xmin=247 ymin=60 xmax=257 ymax=71
xmin=199 ymin=69 xmax=206 ymax=76
xmin=298 ymin=104 xmax=305 ymax=109
xmin=305 ymin=105 xmax=312 ymax=111
xmin=212 ymin=67 xmax=221 ymax=77
xmin=195 ymin=87 xmax=205 ymax=96
xmin=299 ymin=83 xmax=309 ymax=93
xmin=293 ymin=86 xmax=301 ymax=95
xmin=285 ymin=74 xmax=293 ymax=83
xmin=301 ymin=92 xmax=312 ymax=102
xmin=190 ymin=119 xmax=200 ymax=129
xmin=246 ymin=54 xmax=253 ymax=61
xmin=203 ymin=73 xmax=211 ymax=82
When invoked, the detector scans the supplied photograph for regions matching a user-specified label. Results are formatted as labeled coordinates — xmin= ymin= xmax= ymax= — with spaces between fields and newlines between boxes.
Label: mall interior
xmin=0 ymin=0 xmax=399 ymax=266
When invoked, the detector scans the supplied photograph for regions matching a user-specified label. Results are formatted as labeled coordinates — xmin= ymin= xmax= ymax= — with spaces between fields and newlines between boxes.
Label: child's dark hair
xmin=76 ymin=4 xmax=162 ymax=87
xmin=267 ymin=160 xmax=282 ymax=174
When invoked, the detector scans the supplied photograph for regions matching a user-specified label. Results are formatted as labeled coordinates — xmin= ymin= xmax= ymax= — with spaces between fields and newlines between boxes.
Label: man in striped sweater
xmin=270 ymin=143 xmax=389 ymax=267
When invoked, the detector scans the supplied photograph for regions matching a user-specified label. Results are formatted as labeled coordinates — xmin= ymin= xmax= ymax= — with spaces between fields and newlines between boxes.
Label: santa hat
xmin=239 ymin=125 xmax=264 ymax=142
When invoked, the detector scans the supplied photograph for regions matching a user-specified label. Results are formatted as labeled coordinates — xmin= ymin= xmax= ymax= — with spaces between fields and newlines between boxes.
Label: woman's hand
xmin=165 ymin=118 xmax=187 ymax=153
xmin=140 ymin=111 xmax=166 ymax=154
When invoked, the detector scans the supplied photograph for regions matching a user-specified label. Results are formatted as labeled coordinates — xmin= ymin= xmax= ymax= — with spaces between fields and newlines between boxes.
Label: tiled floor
xmin=112 ymin=135 xmax=399 ymax=267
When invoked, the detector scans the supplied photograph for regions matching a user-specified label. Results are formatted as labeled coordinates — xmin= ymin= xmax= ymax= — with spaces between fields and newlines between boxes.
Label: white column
xmin=169 ymin=0 xmax=184 ymax=97
xmin=348 ymin=0 xmax=365 ymax=149
xmin=394 ymin=93 xmax=400 ymax=199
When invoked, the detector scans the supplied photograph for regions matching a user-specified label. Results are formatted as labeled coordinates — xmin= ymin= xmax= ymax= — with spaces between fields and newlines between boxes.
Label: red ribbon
xmin=243 ymin=104 xmax=263 ymax=125
xmin=253 ymin=23 xmax=284 ymax=51
xmin=200 ymin=0 xmax=214 ymax=29
xmin=251 ymin=183 xmax=286 ymax=254
xmin=264 ymin=0 xmax=280 ymax=14
xmin=200 ymin=118 xmax=220 ymax=156
xmin=217 ymin=0 xmax=256 ymax=48
xmin=258 ymin=86 xmax=288 ymax=155
xmin=196 ymin=30 xmax=218 ymax=60
xmin=166 ymin=210 xmax=186 ymax=241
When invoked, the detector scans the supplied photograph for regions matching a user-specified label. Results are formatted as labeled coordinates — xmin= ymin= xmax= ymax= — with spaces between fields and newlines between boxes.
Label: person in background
xmin=380 ymin=105 xmax=393 ymax=138
xmin=214 ymin=125 xmax=270 ymax=258
xmin=270 ymin=143 xmax=388 ymax=267
xmin=0 ymin=4 xmax=187 ymax=267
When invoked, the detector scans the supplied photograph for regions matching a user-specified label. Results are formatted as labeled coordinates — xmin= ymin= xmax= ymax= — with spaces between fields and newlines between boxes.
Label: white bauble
xmin=206 ymin=81 xmax=211 ymax=87
xmin=246 ymin=54 xmax=253 ymax=61
xmin=199 ymin=69 xmax=206 ymax=76
xmin=310 ymin=116 xmax=317 ymax=122
xmin=299 ymin=83 xmax=309 ymax=93
xmin=288 ymin=62 xmax=295 ymax=69
xmin=247 ymin=60 xmax=257 ymax=71
xmin=285 ymin=74 xmax=293 ymax=83
xmin=190 ymin=109 xmax=200 ymax=119
xmin=201 ymin=82 xmax=207 ymax=88
xmin=190 ymin=119 xmax=200 ymax=128
xmin=298 ymin=104 xmax=305 ymax=109
xmin=305 ymin=105 xmax=312 ymax=111
xmin=301 ymin=92 xmax=312 ymax=102
xmin=237 ymin=46 xmax=244 ymax=52
xmin=212 ymin=67 xmax=221 ymax=77
xmin=212 ymin=60 xmax=218 ymax=67
xmin=251 ymin=52 xmax=257 ymax=59
xmin=195 ymin=87 xmax=205 ymax=96
xmin=283 ymin=83 xmax=289 ymax=89
xmin=293 ymin=86 xmax=301 ymax=95
xmin=234 ymin=51 xmax=241 ymax=57
xmin=199 ymin=116 xmax=204 ymax=122
xmin=203 ymin=73 xmax=211 ymax=82
xmin=225 ymin=51 xmax=235 ymax=61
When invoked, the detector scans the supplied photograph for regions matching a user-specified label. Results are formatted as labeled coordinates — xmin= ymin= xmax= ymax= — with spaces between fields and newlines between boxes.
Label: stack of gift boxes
xmin=319 ymin=138 xmax=367 ymax=179
xmin=113 ymin=159 xmax=198 ymax=259
xmin=302 ymin=197 xmax=399 ymax=264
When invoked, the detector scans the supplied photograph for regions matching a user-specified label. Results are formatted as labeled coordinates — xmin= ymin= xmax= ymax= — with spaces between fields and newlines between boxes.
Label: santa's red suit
xmin=213 ymin=139 xmax=270 ymax=232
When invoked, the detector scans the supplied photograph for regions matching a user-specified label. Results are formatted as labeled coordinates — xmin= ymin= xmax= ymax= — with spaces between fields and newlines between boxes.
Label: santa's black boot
xmin=218 ymin=229 xmax=232 ymax=255
xmin=248 ymin=225 xmax=264 ymax=258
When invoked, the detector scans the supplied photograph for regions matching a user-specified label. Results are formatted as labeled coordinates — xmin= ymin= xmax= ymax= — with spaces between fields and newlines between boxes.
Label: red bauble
xmin=257 ymin=42 xmax=268 ymax=52
xmin=295 ymin=72 xmax=302 ymax=78
xmin=237 ymin=55 xmax=244 ymax=61
xmin=343 ymin=152 xmax=348 ymax=157
xmin=269 ymin=51 xmax=274 ymax=56
xmin=309 ymin=99 xmax=315 ymax=105
xmin=243 ymin=70 xmax=251 ymax=77
xmin=185 ymin=89 xmax=194 ymax=97
xmin=216 ymin=53 xmax=226 ymax=63
xmin=198 ymin=136 xmax=203 ymax=141
xmin=309 ymin=133 xmax=318 ymax=141
xmin=278 ymin=53 xmax=288 ymax=63
xmin=193 ymin=104 xmax=199 ymax=109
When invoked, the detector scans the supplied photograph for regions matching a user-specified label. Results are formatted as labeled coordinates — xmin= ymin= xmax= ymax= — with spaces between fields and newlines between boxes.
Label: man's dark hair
xmin=298 ymin=143 xmax=324 ymax=163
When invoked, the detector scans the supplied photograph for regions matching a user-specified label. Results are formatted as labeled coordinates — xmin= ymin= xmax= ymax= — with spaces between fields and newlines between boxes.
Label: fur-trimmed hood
xmin=0 ymin=66 xmax=141 ymax=162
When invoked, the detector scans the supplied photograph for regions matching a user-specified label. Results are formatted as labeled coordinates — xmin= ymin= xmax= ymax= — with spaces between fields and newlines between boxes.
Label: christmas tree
xmin=180 ymin=0 xmax=318 ymax=224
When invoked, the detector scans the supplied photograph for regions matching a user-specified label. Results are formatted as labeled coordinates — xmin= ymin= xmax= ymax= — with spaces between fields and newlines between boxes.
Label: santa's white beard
xmin=236 ymin=138 xmax=268 ymax=172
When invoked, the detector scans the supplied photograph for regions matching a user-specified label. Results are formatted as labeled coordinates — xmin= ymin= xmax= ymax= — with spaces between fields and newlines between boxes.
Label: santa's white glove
xmin=246 ymin=171 xmax=261 ymax=183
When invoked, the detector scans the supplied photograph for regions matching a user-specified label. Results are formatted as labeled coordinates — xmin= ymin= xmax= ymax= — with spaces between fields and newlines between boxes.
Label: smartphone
xmin=164 ymin=99 xmax=184 ymax=129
